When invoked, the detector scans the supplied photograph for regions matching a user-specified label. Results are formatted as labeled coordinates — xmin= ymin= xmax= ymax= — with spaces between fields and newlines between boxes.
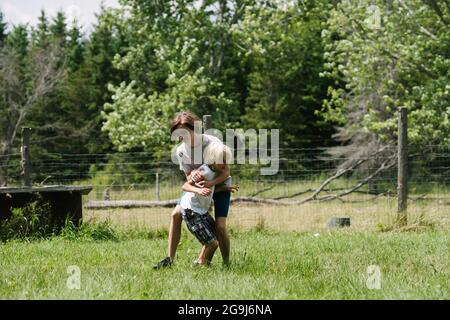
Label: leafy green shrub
xmin=0 ymin=196 xmax=54 ymax=241
xmin=0 ymin=196 xmax=118 ymax=242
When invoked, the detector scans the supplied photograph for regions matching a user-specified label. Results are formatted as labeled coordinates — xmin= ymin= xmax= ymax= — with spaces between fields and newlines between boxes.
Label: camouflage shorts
xmin=181 ymin=208 xmax=217 ymax=245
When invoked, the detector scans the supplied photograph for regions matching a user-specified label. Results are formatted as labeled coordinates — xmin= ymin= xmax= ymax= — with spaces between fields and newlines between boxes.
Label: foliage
xmin=0 ymin=195 xmax=118 ymax=242
xmin=0 ymin=196 xmax=54 ymax=241
xmin=0 ymin=1 xmax=449 ymax=184
xmin=320 ymin=0 xmax=450 ymax=147
xmin=101 ymin=0 xmax=337 ymax=152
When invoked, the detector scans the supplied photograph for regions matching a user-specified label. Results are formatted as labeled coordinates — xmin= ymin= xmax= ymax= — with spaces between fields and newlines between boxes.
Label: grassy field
xmin=78 ymin=177 xmax=450 ymax=203
xmin=0 ymin=226 xmax=448 ymax=299
xmin=1 ymin=178 xmax=449 ymax=299
xmin=84 ymin=198 xmax=450 ymax=232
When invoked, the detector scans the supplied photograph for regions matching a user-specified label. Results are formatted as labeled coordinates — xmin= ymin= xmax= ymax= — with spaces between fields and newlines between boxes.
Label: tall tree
xmin=101 ymin=0 xmax=336 ymax=152
xmin=80 ymin=6 xmax=130 ymax=153
xmin=6 ymin=25 xmax=28 ymax=58
xmin=234 ymin=0 xmax=335 ymax=148
xmin=0 ymin=35 xmax=64 ymax=185
xmin=320 ymin=0 xmax=450 ymax=165
xmin=33 ymin=10 xmax=50 ymax=48
xmin=50 ymin=11 xmax=67 ymax=46
xmin=0 ymin=11 xmax=7 ymax=47
xmin=67 ymin=19 xmax=84 ymax=71
xmin=101 ymin=0 xmax=248 ymax=151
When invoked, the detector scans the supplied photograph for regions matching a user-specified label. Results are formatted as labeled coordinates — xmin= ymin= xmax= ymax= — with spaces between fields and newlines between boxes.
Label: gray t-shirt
xmin=175 ymin=134 xmax=222 ymax=174
xmin=179 ymin=164 xmax=216 ymax=214
xmin=175 ymin=134 xmax=232 ymax=187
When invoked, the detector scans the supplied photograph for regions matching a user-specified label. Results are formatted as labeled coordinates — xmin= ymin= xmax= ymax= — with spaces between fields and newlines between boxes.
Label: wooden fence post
xmin=397 ymin=107 xmax=408 ymax=225
xmin=155 ymin=172 xmax=160 ymax=201
xmin=21 ymin=127 xmax=31 ymax=187
xmin=203 ymin=114 xmax=212 ymax=132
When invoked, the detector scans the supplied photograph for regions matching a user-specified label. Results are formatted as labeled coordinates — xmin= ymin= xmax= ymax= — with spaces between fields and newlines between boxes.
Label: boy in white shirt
xmin=179 ymin=143 xmax=233 ymax=265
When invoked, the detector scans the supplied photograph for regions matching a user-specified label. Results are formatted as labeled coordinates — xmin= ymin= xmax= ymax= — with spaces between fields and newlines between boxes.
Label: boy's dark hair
xmin=170 ymin=111 xmax=200 ymax=134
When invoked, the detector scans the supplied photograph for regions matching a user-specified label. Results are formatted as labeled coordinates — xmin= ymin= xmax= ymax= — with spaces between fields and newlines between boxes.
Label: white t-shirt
xmin=175 ymin=134 xmax=222 ymax=174
xmin=179 ymin=164 xmax=216 ymax=214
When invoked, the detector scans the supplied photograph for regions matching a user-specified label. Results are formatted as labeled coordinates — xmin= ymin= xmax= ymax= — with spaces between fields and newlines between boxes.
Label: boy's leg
xmin=184 ymin=210 xmax=217 ymax=265
xmin=197 ymin=245 xmax=207 ymax=263
xmin=196 ymin=220 xmax=230 ymax=266
xmin=213 ymin=191 xmax=231 ymax=265
xmin=154 ymin=206 xmax=183 ymax=269
xmin=199 ymin=240 xmax=218 ymax=265
xmin=215 ymin=217 xmax=230 ymax=265
xmin=168 ymin=205 xmax=183 ymax=261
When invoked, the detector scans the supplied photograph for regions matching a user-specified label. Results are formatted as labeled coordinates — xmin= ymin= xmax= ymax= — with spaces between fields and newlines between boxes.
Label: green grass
xmin=0 ymin=226 xmax=448 ymax=299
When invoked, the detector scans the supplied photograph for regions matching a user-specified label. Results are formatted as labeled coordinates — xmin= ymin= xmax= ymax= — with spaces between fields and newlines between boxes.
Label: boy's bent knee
xmin=207 ymin=239 xmax=219 ymax=248
xmin=215 ymin=225 xmax=227 ymax=236
xmin=215 ymin=218 xmax=227 ymax=230
xmin=171 ymin=206 xmax=182 ymax=219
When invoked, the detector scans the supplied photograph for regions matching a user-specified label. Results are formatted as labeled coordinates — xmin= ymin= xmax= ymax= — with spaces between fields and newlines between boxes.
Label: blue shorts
xmin=212 ymin=191 xmax=231 ymax=218
xmin=176 ymin=191 xmax=231 ymax=218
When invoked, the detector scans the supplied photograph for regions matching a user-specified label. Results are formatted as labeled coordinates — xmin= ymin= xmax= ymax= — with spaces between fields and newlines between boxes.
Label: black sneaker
xmin=153 ymin=257 xmax=172 ymax=270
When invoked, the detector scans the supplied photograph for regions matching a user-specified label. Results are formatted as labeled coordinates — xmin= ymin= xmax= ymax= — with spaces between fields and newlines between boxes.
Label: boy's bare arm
xmin=185 ymin=170 xmax=193 ymax=181
xmin=197 ymin=165 xmax=230 ymax=188
xmin=182 ymin=180 xmax=211 ymax=196
xmin=213 ymin=165 xmax=230 ymax=185
xmin=215 ymin=184 xmax=239 ymax=193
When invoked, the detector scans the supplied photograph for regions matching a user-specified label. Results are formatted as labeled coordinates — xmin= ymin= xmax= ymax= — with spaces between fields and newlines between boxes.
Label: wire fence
xmin=1 ymin=145 xmax=449 ymax=201
xmin=1 ymin=143 xmax=449 ymax=232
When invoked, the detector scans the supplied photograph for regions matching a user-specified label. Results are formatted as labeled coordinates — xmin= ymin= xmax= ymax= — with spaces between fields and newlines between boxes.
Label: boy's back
xmin=179 ymin=164 xmax=216 ymax=214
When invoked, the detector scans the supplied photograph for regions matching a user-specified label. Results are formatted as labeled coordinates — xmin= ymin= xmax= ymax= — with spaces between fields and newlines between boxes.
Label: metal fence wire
xmin=0 ymin=145 xmax=448 ymax=202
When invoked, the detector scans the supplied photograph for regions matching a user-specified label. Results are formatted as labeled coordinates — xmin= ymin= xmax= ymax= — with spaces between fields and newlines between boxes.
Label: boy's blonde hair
xmin=204 ymin=142 xmax=232 ymax=165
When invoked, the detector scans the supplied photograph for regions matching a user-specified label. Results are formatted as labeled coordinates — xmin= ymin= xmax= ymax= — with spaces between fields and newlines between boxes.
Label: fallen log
xmin=231 ymin=196 xmax=301 ymax=205
xmin=85 ymin=199 xmax=178 ymax=209
xmin=84 ymin=196 xmax=304 ymax=209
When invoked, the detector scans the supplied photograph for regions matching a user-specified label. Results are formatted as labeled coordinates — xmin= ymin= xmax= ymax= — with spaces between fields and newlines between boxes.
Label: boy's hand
xmin=196 ymin=187 xmax=212 ymax=196
xmin=191 ymin=170 xmax=204 ymax=184
xmin=196 ymin=180 xmax=213 ymax=188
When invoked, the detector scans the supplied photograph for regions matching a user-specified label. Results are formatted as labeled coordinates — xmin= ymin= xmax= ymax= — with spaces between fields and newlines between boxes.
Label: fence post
xmin=203 ymin=114 xmax=212 ymax=132
xmin=397 ymin=107 xmax=408 ymax=225
xmin=155 ymin=172 xmax=160 ymax=201
xmin=21 ymin=127 xmax=31 ymax=187
xmin=102 ymin=188 xmax=110 ymax=201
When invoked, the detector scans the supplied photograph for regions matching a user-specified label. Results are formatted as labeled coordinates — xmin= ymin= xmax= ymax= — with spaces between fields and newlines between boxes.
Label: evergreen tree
xmin=0 ymin=11 xmax=7 ymax=47
xmin=50 ymin=11 xmax=67 ymax=47
xmin=33 ymin=10 xmax=50 ymax=48
xmin=5 ymin=24 xmax=29 ymax=58
xmin=67 ymin=19 xmax=84 ymax=71
xmin=80 ymin=7 xmax=129 ymax=153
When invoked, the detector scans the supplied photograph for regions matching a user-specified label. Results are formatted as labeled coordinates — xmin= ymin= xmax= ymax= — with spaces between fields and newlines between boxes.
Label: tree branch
xmin=398 ymin=0 xmax=439 ymax=39
xmin=339 ymin=6 xmax=437 ymax=78
xmin=316 ymin=159 xmax=396 ymax=202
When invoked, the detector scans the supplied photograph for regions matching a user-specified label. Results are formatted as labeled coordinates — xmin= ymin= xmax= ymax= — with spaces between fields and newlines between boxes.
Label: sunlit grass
xmin=0 ymin=227 xmax=448 ymax=299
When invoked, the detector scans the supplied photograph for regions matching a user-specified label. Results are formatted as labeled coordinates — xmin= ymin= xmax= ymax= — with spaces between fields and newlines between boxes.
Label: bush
xmin=0 ymin=196 xmax=54 ymax=241
xmin=0 ymin=195 xmax=119 ymax=242
xmin=59 ymin=219 xmax=118 ymax=241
